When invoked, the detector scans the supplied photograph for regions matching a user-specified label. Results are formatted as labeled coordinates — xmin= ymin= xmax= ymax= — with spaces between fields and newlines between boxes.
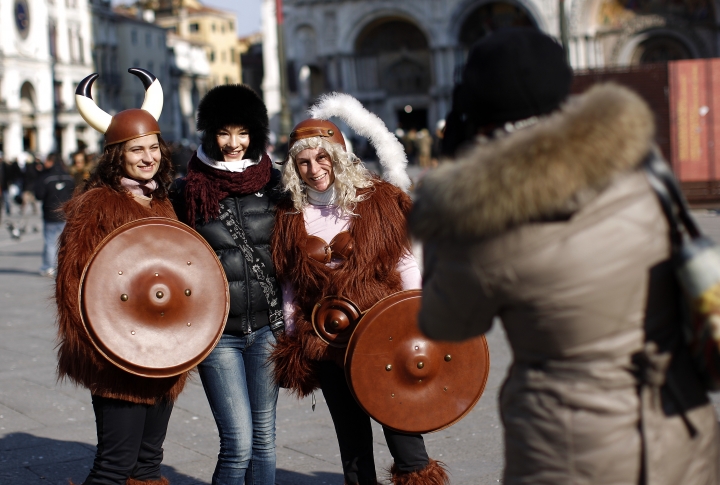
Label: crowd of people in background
xmin=0 ymin=119 xmax=445 ymax=281
xmin=0 ymin=150 xmax=96 ymax=220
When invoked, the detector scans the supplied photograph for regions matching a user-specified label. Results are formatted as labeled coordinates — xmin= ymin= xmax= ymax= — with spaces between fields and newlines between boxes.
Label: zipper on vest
xmin=238 ymin=198 xmax=253 ymax=335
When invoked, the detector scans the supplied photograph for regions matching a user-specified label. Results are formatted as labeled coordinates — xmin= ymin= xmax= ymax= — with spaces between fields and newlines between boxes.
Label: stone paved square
xmin=2 ymin=211 xmax=720 ymax=484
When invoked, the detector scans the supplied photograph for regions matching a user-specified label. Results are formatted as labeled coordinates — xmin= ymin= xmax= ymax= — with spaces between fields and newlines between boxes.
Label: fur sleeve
xmin=55 ymin=189 xmax=176 ymax=384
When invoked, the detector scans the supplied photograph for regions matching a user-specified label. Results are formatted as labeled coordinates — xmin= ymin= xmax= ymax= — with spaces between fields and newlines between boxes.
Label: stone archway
xmin=632 ymin=34 xmax=692 ymax=64
xmin=597 ymin=0 xmax=715 ymax=65
xmin=354 ymin=18 xmax=431 ymax=94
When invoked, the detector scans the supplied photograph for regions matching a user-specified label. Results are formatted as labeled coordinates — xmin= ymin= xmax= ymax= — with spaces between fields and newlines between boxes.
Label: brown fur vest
xmin=271 ymin=179 xmax=412 ymax=397
xmin=55 ymin=186 xmax=189 ymax=404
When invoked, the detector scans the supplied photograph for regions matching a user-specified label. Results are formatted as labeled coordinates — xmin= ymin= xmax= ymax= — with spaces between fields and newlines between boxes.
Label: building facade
xmin=166 ymin=32 xmax=210 ymax=141
xmin=153 ymin=0 xmax=240 ymax=88
xmin=267 ymin=0 xmax=720 ymax=136
xmin=89 ymin=1 xmax=210 ymax=147
xmin=0 ymin=0 xmax=97 ymax=162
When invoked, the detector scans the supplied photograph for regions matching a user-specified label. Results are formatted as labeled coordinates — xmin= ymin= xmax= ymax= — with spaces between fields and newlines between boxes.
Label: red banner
xmin=669 ymin=59 xmax=720 ymax=182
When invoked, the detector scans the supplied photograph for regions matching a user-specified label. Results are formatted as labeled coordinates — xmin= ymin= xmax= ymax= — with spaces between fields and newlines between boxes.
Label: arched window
xmin=20 ymin=82 xmax=36 ymax=115
xmin=296 ymin=25 xmax=318 ymax=62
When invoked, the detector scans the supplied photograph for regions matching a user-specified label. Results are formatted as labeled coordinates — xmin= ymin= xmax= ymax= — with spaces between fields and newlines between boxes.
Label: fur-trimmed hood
xmin=409 ymin=84 xmax=655 ymax=241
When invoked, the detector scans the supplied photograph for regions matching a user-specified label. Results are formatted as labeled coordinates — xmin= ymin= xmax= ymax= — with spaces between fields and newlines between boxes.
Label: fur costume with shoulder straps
xmin=55 ymin=187 xmax=187 ymax=404
xmin=270 ymin=178 xmax=412 ymax=396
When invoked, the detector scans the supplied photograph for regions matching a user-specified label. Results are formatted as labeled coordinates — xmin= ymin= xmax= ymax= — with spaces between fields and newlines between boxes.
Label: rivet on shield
xmin=331 ymin=320 xmax=340 ymax=329
xmin=444 ymin=387 xmax=448 ymax=391
xmin=131 ymin=331 xmax=136 ymax=335
xmin=389 ymin=337 xmax=392 ymax=341
xmin=156 ymin=291 xmax=164 ymax=299
xmin=118 ymin=271 xmax=123 ymax=275
xmin=391 ymin=393 xmax=395 ymax=398
xmin=187 ymin=261 xmax=191 ymax=265
xmin=386 ymin=365 xmax=392 ymax=371
xmin=185 ymin=289 xmax=192 ymax=296
xmin=187 ymin=322 xmax=191 ymax=326
xmin=155 ymin=273 xmax=159 ymax=277
xmin=415 ymin=346 xmax=419 ymax=350
xmin=120 ymin=294 xmax=129 ymax=302
xmin=417 ymin=362 xmax=425 ymax=369
xmin=160 ymin=312 xmax=164 ymax=317
xmin=445 ymin=354 xmax=452 ymax=362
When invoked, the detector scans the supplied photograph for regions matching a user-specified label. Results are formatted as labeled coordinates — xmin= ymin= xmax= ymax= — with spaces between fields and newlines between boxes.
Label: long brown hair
xmin=83 ymin=135 xmax=174 ymax=199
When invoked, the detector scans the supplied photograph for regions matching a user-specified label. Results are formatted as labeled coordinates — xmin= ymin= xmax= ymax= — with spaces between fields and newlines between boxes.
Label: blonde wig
xmin=282 ymin=136 xmax=373 ymax=214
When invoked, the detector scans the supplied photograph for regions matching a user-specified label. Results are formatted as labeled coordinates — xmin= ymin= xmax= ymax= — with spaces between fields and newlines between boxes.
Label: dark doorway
xmin=397 ymin=107 xmax=428 ymax=131
xmin=23 ymin=127 xmax=36 ymax=152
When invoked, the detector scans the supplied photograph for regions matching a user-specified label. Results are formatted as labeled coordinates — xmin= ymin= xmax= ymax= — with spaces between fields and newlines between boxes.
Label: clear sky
xmin=111 ymin=0 xmax=263 ymax=38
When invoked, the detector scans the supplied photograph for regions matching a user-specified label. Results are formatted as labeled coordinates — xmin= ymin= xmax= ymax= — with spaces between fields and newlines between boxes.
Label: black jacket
xmin=171 ymin=169 xmax=284 ymax=336
xmin=35 ymin=163 xmax=75 ymax=222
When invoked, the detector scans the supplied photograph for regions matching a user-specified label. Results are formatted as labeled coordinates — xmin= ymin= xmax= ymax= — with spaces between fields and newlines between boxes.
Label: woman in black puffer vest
xmin=171 ymin=84 xmax=284 ymax=485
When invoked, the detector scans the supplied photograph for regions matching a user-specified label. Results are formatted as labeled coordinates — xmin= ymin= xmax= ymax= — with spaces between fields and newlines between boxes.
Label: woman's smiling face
xmin=122 ymin=134 xmax=161 ymax=181
xmin=216 ymin=125 xmax=250 ymax=162
xmin=295 ymin=147 xmax=335 ymax=192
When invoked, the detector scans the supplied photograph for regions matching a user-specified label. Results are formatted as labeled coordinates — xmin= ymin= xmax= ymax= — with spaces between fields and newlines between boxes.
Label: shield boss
xmin=80 ymin=217 xmax=229 ymax=378
xmin=345 ymin=290 xmax=490 ymax=434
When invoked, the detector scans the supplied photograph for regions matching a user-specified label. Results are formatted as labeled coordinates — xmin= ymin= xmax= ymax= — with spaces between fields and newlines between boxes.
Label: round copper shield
xmin=311 ymin=296 xmax=362 ymax=348
xmin=345 ymin=290 xmax=490 ymax=434
xmin=80 ymin=217 xmax=229 ymax=378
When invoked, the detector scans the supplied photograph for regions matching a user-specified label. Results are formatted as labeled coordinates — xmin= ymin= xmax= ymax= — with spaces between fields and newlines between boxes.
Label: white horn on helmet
xmin=75 ymin=73 xmax=112 ymax=134
xmin=129 ymin=67 xmax=163 ymax=121
xmin=309 ymin=93 xmax=411 ymax=192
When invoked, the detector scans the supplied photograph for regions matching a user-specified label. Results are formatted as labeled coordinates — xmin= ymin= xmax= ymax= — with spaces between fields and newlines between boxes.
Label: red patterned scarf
xmin=184 ymin=151 xmax=272 ymax=226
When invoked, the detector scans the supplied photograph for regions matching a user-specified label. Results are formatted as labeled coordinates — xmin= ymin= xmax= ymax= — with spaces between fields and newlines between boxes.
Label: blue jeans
xmin=198 ymin=326 xmax=279 ymax=485
xmin=41 ymin=221 xmax=65 ymax=272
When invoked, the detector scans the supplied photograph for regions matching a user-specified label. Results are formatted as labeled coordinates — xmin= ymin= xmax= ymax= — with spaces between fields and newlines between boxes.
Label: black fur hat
xmin=442 ymin=28 xmax=572 ymax=156
xmin=197 ymin=84 xmax=270 ymax=161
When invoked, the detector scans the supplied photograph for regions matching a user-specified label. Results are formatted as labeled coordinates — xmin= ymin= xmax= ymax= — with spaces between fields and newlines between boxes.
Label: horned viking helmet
xmin=75 ymin=68 xmax=164 ymax=146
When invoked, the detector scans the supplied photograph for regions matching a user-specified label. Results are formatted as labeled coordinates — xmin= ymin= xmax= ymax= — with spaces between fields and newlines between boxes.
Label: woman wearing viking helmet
xmin=56 ymin=69 xmax=182 ymax=485
xmin=170 ymin=84 xmax=284 ymax=485
xmin=270 ymin=94 xmax=450 ymax=485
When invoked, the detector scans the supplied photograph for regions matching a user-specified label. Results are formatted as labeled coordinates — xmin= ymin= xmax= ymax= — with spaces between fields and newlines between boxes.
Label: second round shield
xmin=80 ymin=217 xmax=229 ymax=378
xmin=345 ymin=290 xmax=490 ymax=434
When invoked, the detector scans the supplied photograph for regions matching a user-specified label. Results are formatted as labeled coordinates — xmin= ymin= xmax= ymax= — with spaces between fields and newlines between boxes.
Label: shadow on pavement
xmin=0 ymin=251 xmax=43 ymax=257
xmin=0 ymin=432 xmax=209 ymax=485
xmin=0 ymin=268 xmax=43 ymax=276
xmin=276 ymin=468 xmax=345 ymax=485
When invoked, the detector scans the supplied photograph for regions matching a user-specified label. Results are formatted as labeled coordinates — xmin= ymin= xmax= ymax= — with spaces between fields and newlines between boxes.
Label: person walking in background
xmin=34 ymin=152 xmax=74 ymax=277
xmin=171 ymin=84 xmax=284 ymax=485
xmin=69 ymin=150 xmax=92 ymax=189
xmin=415 ymin=128 xmax=433 ymax=169
xmin=410 ymin=28 xmax=720 ymax=485
xmin=21 ymin=153 xmax=42 ymax=216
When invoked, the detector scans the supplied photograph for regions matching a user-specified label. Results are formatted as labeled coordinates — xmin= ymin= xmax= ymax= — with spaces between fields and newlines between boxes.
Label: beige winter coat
xmin=410 ymin=84 xmax=720 ymax=485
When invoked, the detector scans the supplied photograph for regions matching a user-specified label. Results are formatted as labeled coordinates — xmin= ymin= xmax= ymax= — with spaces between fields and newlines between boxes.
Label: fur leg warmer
xmin=388 ymin=459 xmax=450 ymax=485
xmin=126 ymin=478 xmax=169 ymax=485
